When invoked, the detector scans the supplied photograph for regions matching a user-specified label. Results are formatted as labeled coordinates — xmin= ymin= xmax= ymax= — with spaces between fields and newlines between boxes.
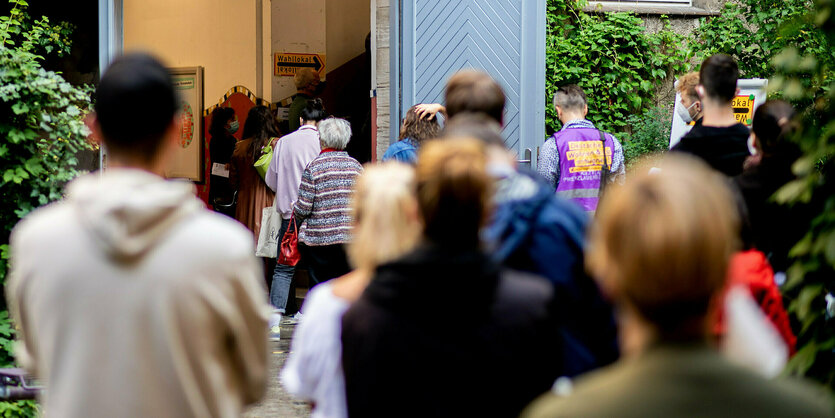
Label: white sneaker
xmin=269 ymin=313 xmax=282 ymax=341
xmin=285 ymin=312 xmax=304 ymax=324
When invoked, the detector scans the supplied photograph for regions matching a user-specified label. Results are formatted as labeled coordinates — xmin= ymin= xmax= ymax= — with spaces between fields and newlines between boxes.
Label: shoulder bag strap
xmin=598 ymin=130 xmax=610 ymax=171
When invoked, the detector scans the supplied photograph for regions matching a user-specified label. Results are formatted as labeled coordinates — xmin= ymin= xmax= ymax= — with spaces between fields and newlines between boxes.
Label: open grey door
xmin=392 ymin=0 xmax=545 ymax=166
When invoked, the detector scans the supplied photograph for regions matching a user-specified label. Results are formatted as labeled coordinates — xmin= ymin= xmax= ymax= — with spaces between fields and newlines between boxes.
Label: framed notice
xmin=167 ymin=66 xmax=205 ymax=183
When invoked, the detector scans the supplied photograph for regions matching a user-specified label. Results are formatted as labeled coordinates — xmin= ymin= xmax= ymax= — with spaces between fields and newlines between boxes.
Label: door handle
xmin=517 ymin=148 xmax=532 ymax=166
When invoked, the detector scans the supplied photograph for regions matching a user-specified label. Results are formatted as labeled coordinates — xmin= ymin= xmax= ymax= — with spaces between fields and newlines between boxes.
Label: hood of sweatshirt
xmin=66 ymin=169 xmax=203 ymax=263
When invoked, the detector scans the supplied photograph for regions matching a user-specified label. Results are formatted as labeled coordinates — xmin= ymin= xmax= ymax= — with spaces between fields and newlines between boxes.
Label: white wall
xmin=326 ymin=0 xmax=370 ymax=71
xmin=271 ymin=0 xmax=327 ymax=102
xmin=123 ymin=0 xmax=272 ymax=106
xmin=271 ymin=0 xmax=369 ymax=103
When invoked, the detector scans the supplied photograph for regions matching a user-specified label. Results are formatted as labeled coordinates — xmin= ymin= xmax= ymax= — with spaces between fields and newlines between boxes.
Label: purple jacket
xmin=552 ymin=128 xmax=616 ymax=213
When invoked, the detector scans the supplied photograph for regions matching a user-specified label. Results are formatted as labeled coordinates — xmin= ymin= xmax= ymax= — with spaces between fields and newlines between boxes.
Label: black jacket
xmin=734 ymin=150 xmax=805 ymax=272
xmin=341 ymin=245 xmax=563 ymax=418
xmin=672 ymin=123 xmax=750 ymax=176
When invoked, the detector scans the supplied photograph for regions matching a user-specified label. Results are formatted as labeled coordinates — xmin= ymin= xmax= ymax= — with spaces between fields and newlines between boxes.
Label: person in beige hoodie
xmin=6 ymin=53 xmax=270 ymax=418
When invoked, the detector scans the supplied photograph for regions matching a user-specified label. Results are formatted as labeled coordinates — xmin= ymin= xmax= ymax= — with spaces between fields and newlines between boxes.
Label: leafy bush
xmin=694 ymin=0 xmax=831 ymax=78
xmin=545 ymin=0 xmax=690 ymax=135
xmin=769 ymin=0 xmax=835 ymax=390
xmin=621 ymin=106 xmax=671 ymax=169
xmin=0 ymin=0 xmax=94 ymax=415
xmin=694 ymin=0 xmax=834 ymax=111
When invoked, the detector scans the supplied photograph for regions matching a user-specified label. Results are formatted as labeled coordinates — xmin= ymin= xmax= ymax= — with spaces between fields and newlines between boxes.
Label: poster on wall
xmin=166 ymin=66 xmax=204 ymax=183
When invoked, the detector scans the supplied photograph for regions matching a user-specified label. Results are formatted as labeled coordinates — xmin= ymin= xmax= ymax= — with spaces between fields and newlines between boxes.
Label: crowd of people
xmin=5 ymin=50 xmax=833 ymax=418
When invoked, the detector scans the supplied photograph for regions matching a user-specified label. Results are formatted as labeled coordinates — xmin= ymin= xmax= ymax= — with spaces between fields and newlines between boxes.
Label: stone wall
xmin=374 ymin=0 xmax=391 ymax=160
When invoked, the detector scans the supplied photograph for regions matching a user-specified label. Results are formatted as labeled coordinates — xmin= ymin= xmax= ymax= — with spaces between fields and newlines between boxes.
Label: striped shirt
xmin=293 ymin=151 xmax=363 ymax=246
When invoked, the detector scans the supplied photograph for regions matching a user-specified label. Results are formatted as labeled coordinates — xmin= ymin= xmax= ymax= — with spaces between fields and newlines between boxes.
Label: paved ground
xmin=243 ymin=322 xmax=311 ymax=418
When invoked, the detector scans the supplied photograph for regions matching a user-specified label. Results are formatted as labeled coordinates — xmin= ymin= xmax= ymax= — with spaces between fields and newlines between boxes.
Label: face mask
xmin=226 ymin=120 xmax=239 ymax=134
xmin=747 ymin=135 xmax=758 ymax=156
xmin=676 ymin=101 xmax=697 ymax=124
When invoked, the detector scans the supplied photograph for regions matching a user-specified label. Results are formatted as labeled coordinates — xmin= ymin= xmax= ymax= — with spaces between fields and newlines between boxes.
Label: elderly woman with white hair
xmin=293 ymin=118 xmax=363 ymax=286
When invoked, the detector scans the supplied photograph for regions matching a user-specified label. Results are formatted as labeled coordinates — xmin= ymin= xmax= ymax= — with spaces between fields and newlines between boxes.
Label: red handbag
xmin=277 ymin=216 xmax=301 ymax=266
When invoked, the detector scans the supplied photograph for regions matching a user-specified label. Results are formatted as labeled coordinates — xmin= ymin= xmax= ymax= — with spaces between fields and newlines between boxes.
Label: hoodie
xmin=7 ymin=169 xmax=269 ymax=418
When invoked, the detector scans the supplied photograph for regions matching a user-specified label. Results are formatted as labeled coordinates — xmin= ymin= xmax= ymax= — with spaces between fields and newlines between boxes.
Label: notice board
xmin=166 ymin=67 xmax=204 ymax=182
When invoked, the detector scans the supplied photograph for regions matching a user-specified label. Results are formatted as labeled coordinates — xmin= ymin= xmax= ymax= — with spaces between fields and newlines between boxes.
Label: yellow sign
xmin=566 ymin=140 xmax=612 ymax=174
xmin=274 ymin=53 xmax=326 ymax=77
xmin=732 ymin=94 xmax=756 ymax=125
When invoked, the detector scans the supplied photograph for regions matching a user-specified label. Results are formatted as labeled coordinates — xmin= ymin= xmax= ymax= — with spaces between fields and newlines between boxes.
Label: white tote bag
xmin=255 ymin=206 xmax=280 ymax=258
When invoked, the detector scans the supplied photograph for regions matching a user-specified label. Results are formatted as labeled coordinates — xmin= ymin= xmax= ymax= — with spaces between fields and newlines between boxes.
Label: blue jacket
xmin=381 ymin=139 xmax=418 ymax=164
xmin=484 ymin=168 xmax=619 ymax=377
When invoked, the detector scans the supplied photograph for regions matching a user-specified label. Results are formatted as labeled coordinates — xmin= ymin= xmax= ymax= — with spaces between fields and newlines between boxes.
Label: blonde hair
xmin=676 ymin=72 xmax=700 ymax=102
xmin=416 ymin=138 xmax=490 ymax=248
xmin=348 ymin=162 xmax=421 ymax=272
xmin=587 ymin=155 xmax=739 ymax=336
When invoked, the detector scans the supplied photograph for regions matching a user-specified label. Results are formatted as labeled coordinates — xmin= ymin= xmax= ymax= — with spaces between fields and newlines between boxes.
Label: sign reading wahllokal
xmin=274 ymin=53 xmax=326 ymax=77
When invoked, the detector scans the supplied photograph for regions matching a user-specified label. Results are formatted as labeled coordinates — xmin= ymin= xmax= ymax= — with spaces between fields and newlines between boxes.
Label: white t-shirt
xmin=280 ymin=282 xmax=350 ymax=418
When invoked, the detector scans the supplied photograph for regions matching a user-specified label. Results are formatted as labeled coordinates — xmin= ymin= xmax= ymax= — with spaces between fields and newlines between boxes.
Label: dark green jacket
xmin=524 ymin=343 xmax=833 ymax=418
xmin=287 ymin=93 xmax=312 ymax=133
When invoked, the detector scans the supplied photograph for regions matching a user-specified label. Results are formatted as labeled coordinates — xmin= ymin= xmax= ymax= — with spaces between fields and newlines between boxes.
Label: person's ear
xmin=555 ymin=106 xmax=563 ymax=121
xmin=696 ymin=85 xmax=706 ymax=99
xmin=300 ymin=117 xmax=304 ymax=126
xmin=85 ymin=114 xmax=103 ymax=147
xmin=583 ymin=104 xmax=589 ymax=117
xmin=749 ymin=132 xmax=762 ymax=154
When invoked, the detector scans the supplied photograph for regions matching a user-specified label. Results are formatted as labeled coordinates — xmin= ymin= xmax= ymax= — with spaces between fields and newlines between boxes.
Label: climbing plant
xmin=621 ymin=105 xmax=671 ymax=169
xmin=0 ymin=0 xmax=94 ymax=415
xmin=545 ymin=0 xmax=691 ymax=136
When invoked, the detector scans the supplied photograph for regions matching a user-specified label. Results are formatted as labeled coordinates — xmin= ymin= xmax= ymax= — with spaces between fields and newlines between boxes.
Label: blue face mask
xmin=226 ymin=120 xmax=239 ymax=134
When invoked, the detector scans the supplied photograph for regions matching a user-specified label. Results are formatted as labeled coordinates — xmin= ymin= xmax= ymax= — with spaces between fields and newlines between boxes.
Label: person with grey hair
xmin=293 ymin=118 xmax=363 ymax=287
xmin=538 ymin=84 xmax=625 ymax=214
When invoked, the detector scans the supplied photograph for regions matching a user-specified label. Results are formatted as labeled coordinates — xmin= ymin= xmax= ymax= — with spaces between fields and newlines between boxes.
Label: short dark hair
xmin=699 ymin=54 xmax=738 ymax=103
xmin=300 ymin=98 xmax=327 ymax=122
xmin=441 ymin=113 xmax=505 ymax=148
xmin=444 ymin=70 xmax=505 ymax=125
xmin=95 ymin=53 xmax=178 ymax=162
xmin=553 ymin=84 xmax=587 ymax=111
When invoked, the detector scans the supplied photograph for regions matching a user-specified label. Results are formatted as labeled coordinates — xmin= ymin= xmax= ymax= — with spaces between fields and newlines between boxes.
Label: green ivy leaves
xmin=0 ymin=1 xmax=93 ymax=414
xmin=545 ymin=1 xmax=690 ymax=137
